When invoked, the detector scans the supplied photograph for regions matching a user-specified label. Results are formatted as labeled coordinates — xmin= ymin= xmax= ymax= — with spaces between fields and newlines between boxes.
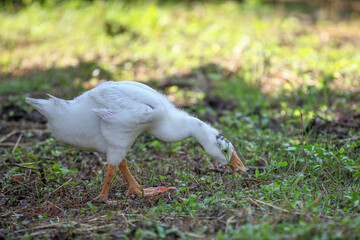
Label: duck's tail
xmin=26 ymin=97 xmax=53 ymax=119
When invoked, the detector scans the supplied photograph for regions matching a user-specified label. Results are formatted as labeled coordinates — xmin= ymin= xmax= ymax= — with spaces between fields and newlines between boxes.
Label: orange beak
xmin=225 ymin=152 xmax=247 ymax=176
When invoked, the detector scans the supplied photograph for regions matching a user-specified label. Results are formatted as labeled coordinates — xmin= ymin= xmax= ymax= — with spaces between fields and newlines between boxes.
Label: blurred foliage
xmin=2 ymin=0 xmax=360 ymax=15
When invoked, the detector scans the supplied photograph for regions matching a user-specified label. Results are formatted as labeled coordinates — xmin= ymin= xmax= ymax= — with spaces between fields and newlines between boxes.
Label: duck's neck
xmin=187 ymin=116 xmax=218 ymax=149
xmin=149 ymin=111 xmax=217 ymax=146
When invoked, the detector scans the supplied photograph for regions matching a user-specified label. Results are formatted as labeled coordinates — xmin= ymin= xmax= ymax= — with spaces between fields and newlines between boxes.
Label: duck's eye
xmin=223 ymin=149 xmax=228 ymax=154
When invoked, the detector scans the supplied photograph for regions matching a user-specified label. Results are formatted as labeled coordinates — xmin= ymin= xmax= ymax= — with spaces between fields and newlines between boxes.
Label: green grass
xmin=0 ymin=1 xmax=359 ymax=239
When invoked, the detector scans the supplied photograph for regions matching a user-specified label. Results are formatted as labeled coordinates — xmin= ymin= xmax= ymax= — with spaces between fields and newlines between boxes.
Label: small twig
xmin=9 ymin=163 xmax=38 ymax=170
xmin=246 ymin=166 xmax=266 ymax=170
xmin=0 ymin=205 xmax=37 ymax=218
xmin=45 ymin=201 xmax=65 ymax=212
xmin=28 ymin=229 xmax=58 ymax=238
xmin=13 ymin=223 xmax=61 ymax=234
xmin=198 ymin=166 xmax=264 ymax=175
xmin=190 ymin=176 xmax=211 ymax=192
xmin=45 ymin=200 xmax=65 ymax=217
xmin=0 ymin=130 xmax=18 ymax=143
xmin=337 ymin=121 xmax=358 ymax=128
xmin=300 ymin=109 xmax=307 ymax=172
xmin=0 ymin=140 xmax=48 ymax=148
xmin=38 ymin=162 xmax=47 ymax=185
xmin=77 ymin=223 xmax=116 ymax=232
xmin=250 ymin=199 xmax=289 ymax=213
xmin=44 ymin=178 xmax=73 ymax=201
xmin=0 ymin=142 xmax=19 ymax=147
xmin=0 ymin=129 xmax=50 ymax=144
xmin=312 ymin=193 xmax=322 ymax=206
xmin=119 ymin=212 xmax=135 ymax=227
xmin=3 ymin=179 xmax=36 ymax=195
xmin=339 ymin=136 xmax=360 ymax=142
xmin=12 ymin=134 xmax=23 ymax=154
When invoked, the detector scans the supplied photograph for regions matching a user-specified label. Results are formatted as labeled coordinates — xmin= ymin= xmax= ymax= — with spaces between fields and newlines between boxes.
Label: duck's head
xmin=205 ymin=134 xmax=247 ymax=175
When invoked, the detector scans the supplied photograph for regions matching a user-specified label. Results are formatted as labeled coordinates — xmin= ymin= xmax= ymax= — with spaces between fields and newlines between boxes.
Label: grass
xmin=0 ymin=1 xmax=360 ymax=239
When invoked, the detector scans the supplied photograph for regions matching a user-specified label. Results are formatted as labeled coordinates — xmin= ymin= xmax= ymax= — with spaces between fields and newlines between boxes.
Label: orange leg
xmin=95 ymin=164 xmax=116 ymax=201
xmin=118 ymin=159 xmax=142 ymax=196
xmin=118 ymin=159 xmax=176 ymax=197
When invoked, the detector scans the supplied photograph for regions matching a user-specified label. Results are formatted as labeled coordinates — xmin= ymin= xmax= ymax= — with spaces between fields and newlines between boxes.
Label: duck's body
xmin=27 ymin=81 xmax=246 ymax=201
xmin=44 ymin=81 xmax=174 ymax=154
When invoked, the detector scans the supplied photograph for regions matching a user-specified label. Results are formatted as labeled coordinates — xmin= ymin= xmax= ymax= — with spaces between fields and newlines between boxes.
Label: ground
xmin=0 ymin=1 xmax=359 ymax=239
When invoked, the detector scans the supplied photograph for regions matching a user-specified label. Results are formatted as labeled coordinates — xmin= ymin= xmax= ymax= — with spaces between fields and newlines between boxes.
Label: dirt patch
xmin=306 ymin=112 xmax=360 ymax=138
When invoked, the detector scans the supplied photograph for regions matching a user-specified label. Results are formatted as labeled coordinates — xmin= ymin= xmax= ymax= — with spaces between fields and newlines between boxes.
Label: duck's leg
xmin=118 ymin=159 xmax=176 ymax=197
xmin=95 ymin=164 xmax=116 ymax=201
xmin=118 ymin=159 xmax=142 ymax=195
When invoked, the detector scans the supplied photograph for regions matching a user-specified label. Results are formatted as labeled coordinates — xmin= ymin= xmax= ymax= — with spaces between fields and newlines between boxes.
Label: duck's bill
xmin=225 ymin=152 xmax=247 ymax=176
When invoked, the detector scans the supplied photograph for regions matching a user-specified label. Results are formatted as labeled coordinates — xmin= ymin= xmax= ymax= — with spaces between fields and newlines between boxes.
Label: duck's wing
xmin=88 ymin=82 xmax=166 ymax=125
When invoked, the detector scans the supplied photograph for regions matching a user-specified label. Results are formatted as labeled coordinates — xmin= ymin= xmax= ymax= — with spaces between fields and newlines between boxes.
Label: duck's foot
xmin=119 ymin=159 xmax=176 ymax=197
xmin=94 ymin=193 xmax=108 ymax=201
xmin=95 ymin=164 xmax=117 ymax=202
xmin=143 ymin=187 xmax=176 ymax=196
xmin=126 ymin=186 xmax=176 ymax=197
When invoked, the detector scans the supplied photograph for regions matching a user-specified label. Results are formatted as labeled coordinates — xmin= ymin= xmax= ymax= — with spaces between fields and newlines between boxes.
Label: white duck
xmin=26 ymin=81 xmax=246 ymax=201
